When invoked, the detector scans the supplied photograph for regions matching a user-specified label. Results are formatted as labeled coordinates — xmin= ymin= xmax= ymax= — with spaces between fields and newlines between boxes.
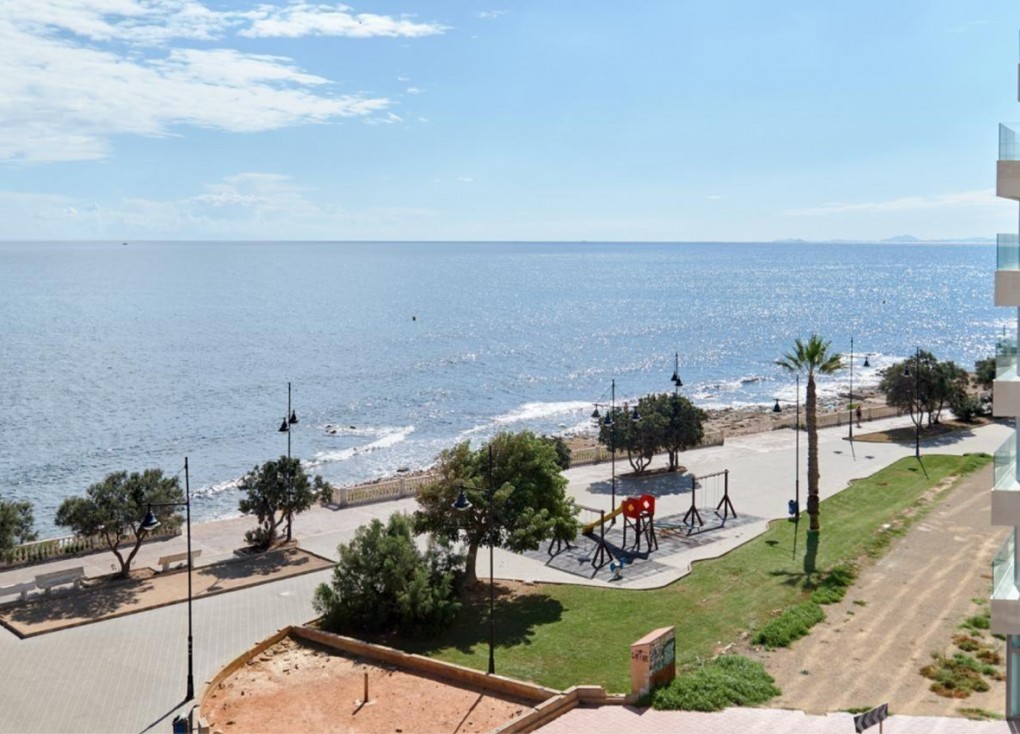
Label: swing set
xmin=680 ymin=469 xmax=735 ymax=533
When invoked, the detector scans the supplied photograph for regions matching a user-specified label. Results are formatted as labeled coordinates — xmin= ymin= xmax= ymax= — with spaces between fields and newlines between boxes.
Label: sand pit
xmin=202 ymin=636 xmax=537 ymax=734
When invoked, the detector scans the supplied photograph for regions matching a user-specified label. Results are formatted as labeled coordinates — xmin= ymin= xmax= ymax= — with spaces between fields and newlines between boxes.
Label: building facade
xmin=992 ymin=99 xmax=1020 ymax=718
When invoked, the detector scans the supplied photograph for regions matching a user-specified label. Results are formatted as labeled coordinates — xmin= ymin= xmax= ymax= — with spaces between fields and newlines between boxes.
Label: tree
xmin=412 ymin=431 xmax=579 ymax=585
xmin=597 ymin=403 xmax=660 ymax=474
xmin=643 ymin=392 xmax=707 ymax=472
xmin=55 ymin=469 xmax=183 ymax=578
xmin=974 ymin=356 xmax=996 ymax=391
xmin=776 ymin=336 xmax=843 ymax=533
xmin=0 ymin=497 xmax=36 ymax=554
xmin=313 ymin=513 xmax=463 ymax=636
xmin=877 ymin=351 xmax=969 ymax=428
xmin=237 ymin=455 xmax=331 ymax=550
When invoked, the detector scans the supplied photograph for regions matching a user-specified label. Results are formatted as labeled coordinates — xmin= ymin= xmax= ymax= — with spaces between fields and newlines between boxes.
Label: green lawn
xmin=397 ymin=453 xmax=990 ymax=693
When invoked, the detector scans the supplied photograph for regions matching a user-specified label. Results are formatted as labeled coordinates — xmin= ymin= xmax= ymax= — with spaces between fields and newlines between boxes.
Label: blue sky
xmin=0 ymin=0 xmax=1017 ymax=241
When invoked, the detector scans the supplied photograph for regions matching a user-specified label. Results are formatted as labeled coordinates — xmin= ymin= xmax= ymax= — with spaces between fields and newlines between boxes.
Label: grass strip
xmin=398 ymin=453 xmax=989 ymax=693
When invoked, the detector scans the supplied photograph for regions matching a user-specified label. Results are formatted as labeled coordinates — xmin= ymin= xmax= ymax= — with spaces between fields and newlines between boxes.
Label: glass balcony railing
xmin=998 ymin=234 xmax=1020 ymax=271
xmin=997 ymin=334 xmax=1018 ymax=380
xmin=994 ymin=530 xmax=1018 ymax=601
xmin=995 ymin=434 xmax=1018 ymax=491
xmin=1002 ymin=124 xmax=1020 ymax=161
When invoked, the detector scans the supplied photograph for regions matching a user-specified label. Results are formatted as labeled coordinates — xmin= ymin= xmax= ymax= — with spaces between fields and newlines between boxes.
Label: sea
xmin=0 ymin=240 xmax=1003 ymax=537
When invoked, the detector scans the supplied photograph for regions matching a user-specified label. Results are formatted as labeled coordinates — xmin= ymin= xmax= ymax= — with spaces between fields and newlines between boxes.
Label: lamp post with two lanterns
xmin=139 ymin=457 xmax=195 ymax=701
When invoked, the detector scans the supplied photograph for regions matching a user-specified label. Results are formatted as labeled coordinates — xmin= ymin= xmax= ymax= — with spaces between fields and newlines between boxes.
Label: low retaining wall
xmin=200 ymin=625 xmax=625 ymax=733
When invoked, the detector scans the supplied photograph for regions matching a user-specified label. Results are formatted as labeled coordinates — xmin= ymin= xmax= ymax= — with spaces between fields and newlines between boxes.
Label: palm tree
xmin=776 ymin=335 xmax=843 ymax=532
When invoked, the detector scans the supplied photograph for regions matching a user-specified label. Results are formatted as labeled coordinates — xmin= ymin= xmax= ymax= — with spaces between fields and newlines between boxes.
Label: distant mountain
xmin=879 ymin=235 xmax=995 ymax=244
xmin=772 ymin=235 xmax=995 ymax=244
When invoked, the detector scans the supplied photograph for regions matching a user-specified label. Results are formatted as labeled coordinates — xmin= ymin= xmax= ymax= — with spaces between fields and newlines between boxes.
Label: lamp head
xmin=289 ymin=410 xmax=298 ymax=425
xmin=773 ymin=399 xmax=782 ymax=413
xmin=278 ymin=417 xmax=289 ymax=433
xmin=140 ymin=508 xmax=160 ymax=532
xmin=452 ymin=488 xmax=472 ymax=512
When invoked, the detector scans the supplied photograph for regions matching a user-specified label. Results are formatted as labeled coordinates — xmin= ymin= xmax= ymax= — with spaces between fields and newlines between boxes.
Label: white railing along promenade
xmin=1 ymin=524 xmax=179 ymax=569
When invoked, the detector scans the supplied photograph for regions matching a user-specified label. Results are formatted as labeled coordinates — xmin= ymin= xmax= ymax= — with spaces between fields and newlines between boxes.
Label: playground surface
xmin=201 ymin=635 xmax=534 ymax=734
xmin=523 ymin=510 xmax=763 ymax=583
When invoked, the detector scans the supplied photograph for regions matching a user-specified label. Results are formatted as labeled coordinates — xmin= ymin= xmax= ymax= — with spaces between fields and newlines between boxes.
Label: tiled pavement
xmin=0 ymin=416 xmax=1012 ymax=733
xmin=536 ymin=706 xmax=1015 ymax=733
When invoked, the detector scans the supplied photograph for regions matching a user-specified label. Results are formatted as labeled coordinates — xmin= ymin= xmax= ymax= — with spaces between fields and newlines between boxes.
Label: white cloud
xmin=474 ymin=10 xmax=508 ymax=20
xmin=0 ymin=173 xmax=441 ymax=239
xmin=363 ymin=112 xmax=404 ymax=126
xmin=783 ymin=189 xmax=1001 ymax=216
xmin=457 ymin=176 xmax=474 ymax=183
xmin=241 ymin=3 xmax=448 ymax=39
xmin=0 ymin=6 xmax=396 ymax=162
xmin=405 ymin=86 xmax=423 ymax=94
xmin=1 ymin=0 xmax=244 ymax=45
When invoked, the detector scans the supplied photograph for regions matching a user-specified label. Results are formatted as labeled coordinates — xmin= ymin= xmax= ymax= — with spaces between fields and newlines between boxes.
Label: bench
xmin=35 ymin=567 xmax=85 ymax=594
xmin=156 ymin=549 xmax=201 ymax=572
xmin=0 ymin=580 xmax=37 ymax=602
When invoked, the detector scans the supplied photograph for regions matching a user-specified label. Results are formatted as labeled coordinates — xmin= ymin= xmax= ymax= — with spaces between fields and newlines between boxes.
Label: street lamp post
xmin=591 ymin=379 xmax=618 ymax=515
xmin=139 ymin=457 xmax=194 ymax=700
xmin=276 ymin=381 xmax=299 ymax=541
xmin=903 ymin=347 xmax=921 ymax=459
xmin=773 ymin=375 xmax=801 ymax=520
xmin=452 ymin=445 xmax=497 ymax=675
xmin=849 ymin=336 xmax=854 ymax=442
xmin=669 ymin=351 xmax=683 ymax=471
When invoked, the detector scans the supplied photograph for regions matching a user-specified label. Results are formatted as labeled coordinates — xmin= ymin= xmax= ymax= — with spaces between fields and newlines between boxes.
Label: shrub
xmin=650 ymin=655 xmax=780 ymax=712
xmin=314 ymin=513 xmax=464 ymax=636
xmin=920 ymin=653 xmax=993 ymax=698
xmin=949 ymin=393 xmax=984 ymax=423
xmin=542 ymin=435 xmax=572 ymax=470
xmin=811 ymin=563 xmax=856 ymax=605
xmin=752 ymin=601 xmax=825 ymax=648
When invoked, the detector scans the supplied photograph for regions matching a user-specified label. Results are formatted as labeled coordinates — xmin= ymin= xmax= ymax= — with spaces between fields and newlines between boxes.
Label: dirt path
xmin=759 ymin=463 xmax=1007 ymax=716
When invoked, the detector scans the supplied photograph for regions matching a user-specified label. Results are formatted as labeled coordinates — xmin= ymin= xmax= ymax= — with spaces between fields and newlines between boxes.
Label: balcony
xmin=992 ymin=531 xmax=1020 ymax=634
xmin=993 ymin=333 xmax=1020 ymax=416
xmin=996 ymin=234 xmax=1020 ymax=303
xmin=999 ymin=234 xmax=1020 ymax=271
xmin=992 ymin=434 xmax=1020 ymax=525
xmin=998 ymin=125 xmax=1020 ymax=200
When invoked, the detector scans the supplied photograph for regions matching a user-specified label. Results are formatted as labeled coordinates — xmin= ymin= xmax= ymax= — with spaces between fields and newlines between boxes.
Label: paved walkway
xmin=536 ymin=706 xmax=1013 ymax=733
xmin=0 ymin=415 xmax=1009 ymax=733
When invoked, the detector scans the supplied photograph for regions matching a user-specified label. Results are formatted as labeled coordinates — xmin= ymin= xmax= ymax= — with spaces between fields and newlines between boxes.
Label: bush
xmin=949 ymin=393 xmax=985 ymax=423
xmin=541 ymin=435 xmax=572 ymax=470
xmin=650 ymin=655 xmax=780 ymax=711
xmin=752 ymin=601 xmax=825 ymax=648
xmin=314 ymin=513 xmax=464 ymax=636
xmin=811 ymin=563 xmax=856 ymax=605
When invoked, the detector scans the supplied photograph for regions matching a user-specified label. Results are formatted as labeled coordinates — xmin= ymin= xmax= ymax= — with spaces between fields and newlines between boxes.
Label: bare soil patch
xmin=0 ymin=546 xmax=333 ymax=637
xmin=202 ymin=636 xmax=536 ymax=734
xmin=750 ymin=465 xmax=1007 ymax=717
xmin=854 ymin=417 xmax=995 ymax=444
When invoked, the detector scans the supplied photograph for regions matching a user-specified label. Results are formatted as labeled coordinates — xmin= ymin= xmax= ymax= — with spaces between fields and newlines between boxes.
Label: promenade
xmin=0 ymin=414 xmax=1009 ymax=733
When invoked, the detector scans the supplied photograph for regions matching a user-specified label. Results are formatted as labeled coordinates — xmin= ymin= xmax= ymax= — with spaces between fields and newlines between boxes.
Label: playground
xmin=525 ymin=467 xmax=761 ymax=584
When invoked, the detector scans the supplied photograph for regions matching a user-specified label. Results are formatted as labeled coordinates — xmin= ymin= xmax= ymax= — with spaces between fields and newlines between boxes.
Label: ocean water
xmin=0 ymin=241 xmax=1002 ymax=537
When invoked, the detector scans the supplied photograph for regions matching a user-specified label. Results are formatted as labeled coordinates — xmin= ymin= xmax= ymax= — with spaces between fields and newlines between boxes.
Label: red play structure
xmin=621 ymin=494 xmax=658 ymax=553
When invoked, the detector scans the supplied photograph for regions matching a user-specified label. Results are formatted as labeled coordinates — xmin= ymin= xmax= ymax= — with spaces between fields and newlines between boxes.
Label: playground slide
xmin=581 ymin=504 xmax=625 ymax=535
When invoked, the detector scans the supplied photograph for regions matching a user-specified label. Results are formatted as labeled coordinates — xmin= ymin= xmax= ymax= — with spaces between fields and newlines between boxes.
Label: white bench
xmin=35 ymin=567 xmax=85 ymax=594
xmin=0 ymin=580 xmax=37 ymax=602
xmin=156 ymin=549 xmax=201 ymax=572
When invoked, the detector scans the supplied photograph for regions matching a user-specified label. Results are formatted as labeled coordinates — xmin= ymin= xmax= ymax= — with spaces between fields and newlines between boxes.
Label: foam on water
xmin=310 ymin=425 xmax=416 ymax=467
